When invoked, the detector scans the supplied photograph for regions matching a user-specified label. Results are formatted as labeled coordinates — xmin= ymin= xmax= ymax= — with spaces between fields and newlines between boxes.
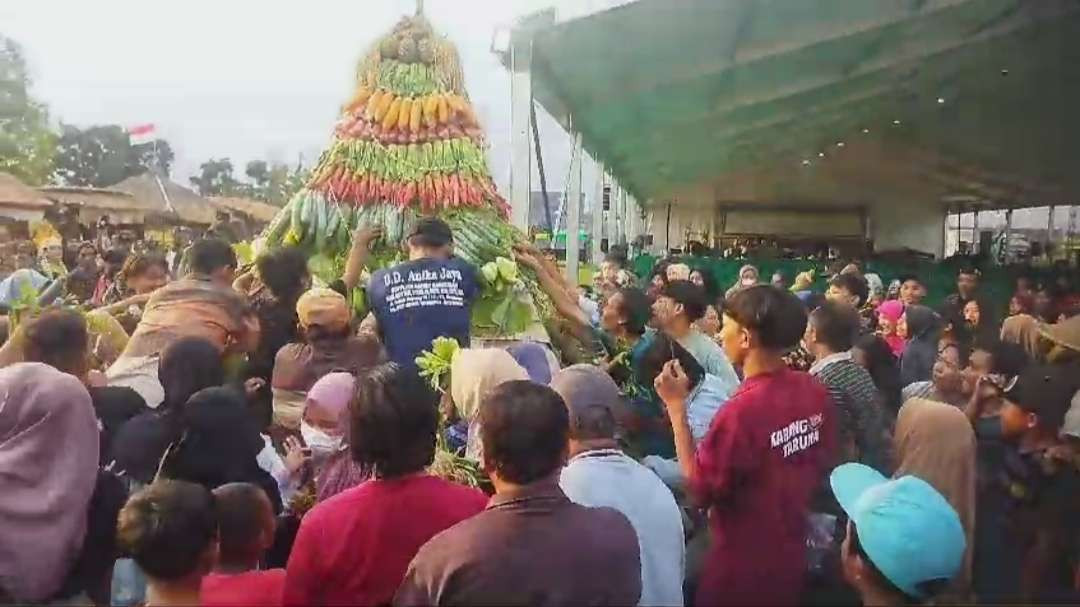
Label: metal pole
xmin=591 ymin=160 xmax=604 ymax=264
xmin=1048 ymin=205 xmax=1056 ymax=254
xmin=530 ymin=103 xmax=552 ymax=232
xmin=607 ymin=182 xmax=619 ymax=252
xmin=665 ymin=202 xmax=672 ymax=254
xmin=1004 ymin=208 xmax=1014 ymax=264
xmin=615 ymin=188 xmax=625 ymax=246
xmin=509 ymin=40 xmax=532 ymax=230
xmin=565 ymin=133 xmax=582 ymax=286
xmin=627 ymin=193 xmax=639 ymax=246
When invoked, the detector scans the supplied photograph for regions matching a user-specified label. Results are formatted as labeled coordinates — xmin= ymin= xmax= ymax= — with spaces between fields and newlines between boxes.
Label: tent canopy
xmin=517 ymin=0 xmax=1080 ymax=211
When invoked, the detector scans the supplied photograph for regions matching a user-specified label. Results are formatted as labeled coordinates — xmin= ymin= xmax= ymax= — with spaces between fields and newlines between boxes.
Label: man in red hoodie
xmin=201 ymin=483 xmax=284 ymax=607
xmin=657 ymin=285 xmax=837 ymax=606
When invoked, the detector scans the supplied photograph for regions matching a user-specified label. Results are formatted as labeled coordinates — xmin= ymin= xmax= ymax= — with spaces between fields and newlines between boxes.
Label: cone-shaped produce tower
xmin=262 ymin=14 xmax=549 ymax=337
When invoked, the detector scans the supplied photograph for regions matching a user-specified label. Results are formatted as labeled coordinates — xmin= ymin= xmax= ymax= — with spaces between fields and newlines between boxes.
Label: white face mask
xmin=301 ymin=421 xmax=342 ymax=457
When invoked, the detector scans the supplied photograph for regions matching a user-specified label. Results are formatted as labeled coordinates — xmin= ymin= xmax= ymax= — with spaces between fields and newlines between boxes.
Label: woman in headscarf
xmin=303 ymin=372 xmax=371 ymax=502
xmin=0 ymin=363 xmax=99 ymax=603
xmin=109 ymin=336 xmax=225 ymax=484
xmin=893 ymin=398 xmax=976 ymax=603
xmin=505 ymin=342 xmax=558 ymax=385
xmin=876 ymin=299 xmax=906 ymax=357
xmin=899 ymin=305 xmax=941 ymax=387
xmin=790 ymin=269 xmax=815 ymax=295
xmin=725 ymin=264 xmax=760 ymax=299
xmin=450 ymin=348 xmax=529 ymax=462
xmin=160 ymin=386 xmax=282 ymax=512
xmin=864 ymin=272 xmax=885 ymax=307
xmin=1001 ymin=304 xmax=1042 ymax=360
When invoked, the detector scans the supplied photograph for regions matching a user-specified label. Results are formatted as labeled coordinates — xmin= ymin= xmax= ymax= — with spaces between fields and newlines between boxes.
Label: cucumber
xmin=314 ymin=196 xmax=327 ymax=252
xmin=291 ymin=191 xmax=306 ymax=236
xmin=326 ymin=202 xmax=342 ymax=241
xmin=264 ymin=196 xmax=293 ymax=246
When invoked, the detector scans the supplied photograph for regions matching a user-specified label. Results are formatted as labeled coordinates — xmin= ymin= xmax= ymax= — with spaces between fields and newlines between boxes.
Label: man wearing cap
xmin=553 ymin=365 xmax=685 ymax=607
xmin=830 ymin=463 xmax=966 ymax=605
xmin=366 ymin=218 xmax=478 ymax=370
xmin=967 ymin=363 xmax=1080 ymax=602
xmin=271 ymin=288 xmax=384 ymax=430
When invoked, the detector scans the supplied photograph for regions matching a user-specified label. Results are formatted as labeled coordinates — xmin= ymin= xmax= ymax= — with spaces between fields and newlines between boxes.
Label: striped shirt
xmin=810 ymin=352 xmax=892 ymax=474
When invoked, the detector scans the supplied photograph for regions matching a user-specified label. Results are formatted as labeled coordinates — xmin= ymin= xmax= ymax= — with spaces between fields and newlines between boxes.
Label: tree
xmin=245 ymin=160 xmax=269 ymax=188
xmin=190 ymin=157 xmax=242 ymax=196
xmin=52 ymin=123 xmax=174 ymax=187
xmin=0 ymin=35 xmax=57 ymax=185
xmin=240 ymin=156 xmax=300 ymax=204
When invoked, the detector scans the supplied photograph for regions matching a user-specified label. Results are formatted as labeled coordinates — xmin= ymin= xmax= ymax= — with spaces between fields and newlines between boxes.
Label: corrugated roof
xmin=111 ymin=173 xmax=218 ymax=225
xmin=0 ymin=172 xmax=53 ymax=210
xmin=209 ymin=196 xmax=280 ymax=223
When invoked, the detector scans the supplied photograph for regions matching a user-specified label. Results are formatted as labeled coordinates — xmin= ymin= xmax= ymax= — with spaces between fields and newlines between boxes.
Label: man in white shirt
xmin=554 ymin=365 xmax=686 ymax=607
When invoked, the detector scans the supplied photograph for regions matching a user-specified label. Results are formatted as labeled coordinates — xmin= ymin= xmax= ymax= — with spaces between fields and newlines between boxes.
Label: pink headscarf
xmin=303 ymin=372 xmax=371 ymax=502
xmin=877 ymin=300 xmax=906 ymax=357
xmin=0 ymin=363 xmax=99 ymax=602
xmin=304 ymin=372 xmax=355 ymax=425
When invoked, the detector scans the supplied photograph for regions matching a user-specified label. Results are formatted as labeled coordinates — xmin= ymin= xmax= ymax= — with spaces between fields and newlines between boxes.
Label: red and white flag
xmin=128 ymin=123 xmax=156 ymax=145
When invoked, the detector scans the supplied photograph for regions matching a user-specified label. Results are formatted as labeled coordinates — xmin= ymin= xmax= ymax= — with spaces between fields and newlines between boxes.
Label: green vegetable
xmin=495 ymin=256 xmax=517 ymax=282
xmin=480 ymin=262 xmax=498 ymax=285
xmin=415 ymin=336 xmax=461 ymax=392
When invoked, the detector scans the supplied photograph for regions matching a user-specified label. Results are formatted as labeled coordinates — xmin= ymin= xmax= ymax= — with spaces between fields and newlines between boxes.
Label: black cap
xmin=408 ymin=217 xmax=453 ymax=248
xmin=1004 ymin=364 xmax=1078 ymax=430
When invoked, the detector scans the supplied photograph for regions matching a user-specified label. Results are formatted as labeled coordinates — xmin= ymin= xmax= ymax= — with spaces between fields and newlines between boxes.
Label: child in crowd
xmin=201 ymin=483 xmax=285 ymax=607
xmin=116 ymin=480 xmax=219 ymax=607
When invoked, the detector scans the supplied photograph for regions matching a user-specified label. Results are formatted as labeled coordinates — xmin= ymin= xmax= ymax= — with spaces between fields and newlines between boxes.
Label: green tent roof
xmin=515 ymin=0 xmax=1080 ymax=210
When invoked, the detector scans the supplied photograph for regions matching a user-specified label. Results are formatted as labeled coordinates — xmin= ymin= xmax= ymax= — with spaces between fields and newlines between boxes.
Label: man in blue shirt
xmin=366 ymin=218 xmax=478 ymax=369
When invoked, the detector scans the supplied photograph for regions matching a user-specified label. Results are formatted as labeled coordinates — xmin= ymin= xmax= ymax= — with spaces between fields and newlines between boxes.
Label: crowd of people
xmin=1 ymin=216 xmax=1079 ymax=606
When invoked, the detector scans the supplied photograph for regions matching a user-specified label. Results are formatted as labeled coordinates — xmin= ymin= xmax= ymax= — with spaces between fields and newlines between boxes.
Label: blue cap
xmin=830 ymin=463 xmax=966 ymax=600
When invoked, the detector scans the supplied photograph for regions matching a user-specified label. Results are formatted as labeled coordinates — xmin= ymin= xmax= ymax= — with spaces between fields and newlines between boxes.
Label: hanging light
xmin=801 ymin=159 xmax=811 ymax=166
xmin=818 ymin=152 xmax=825 ymax=158
xmin=862 ymin=128 xmax=870 ymax=134
xmin=836 ymin=141 xmax=845 ymax=148
xmin=892 ymin=119 xmax=901 ymax=125
xmin=937 ymin=97 xmax=945 ymax=104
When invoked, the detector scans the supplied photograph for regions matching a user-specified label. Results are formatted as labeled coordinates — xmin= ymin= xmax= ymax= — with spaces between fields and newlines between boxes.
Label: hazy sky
xmin=2 ymin=0 xmax=627 ymax=192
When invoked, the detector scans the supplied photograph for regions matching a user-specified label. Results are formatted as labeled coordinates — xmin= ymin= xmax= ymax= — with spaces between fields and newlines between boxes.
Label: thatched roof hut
xmin=111 ymin=173 xmax=218 ymax=226
xmin=39 ymin=185 xmax=148 ymax=224
xmin=209 ymin=196 xmax=279 ymax=224
xmin=0 ymin=172 xmax=54 ymax=221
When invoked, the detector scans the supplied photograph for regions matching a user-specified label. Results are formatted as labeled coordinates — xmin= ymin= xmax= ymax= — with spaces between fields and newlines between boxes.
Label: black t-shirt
xmin=975 ymin=419 xmax=1080 ymax=603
